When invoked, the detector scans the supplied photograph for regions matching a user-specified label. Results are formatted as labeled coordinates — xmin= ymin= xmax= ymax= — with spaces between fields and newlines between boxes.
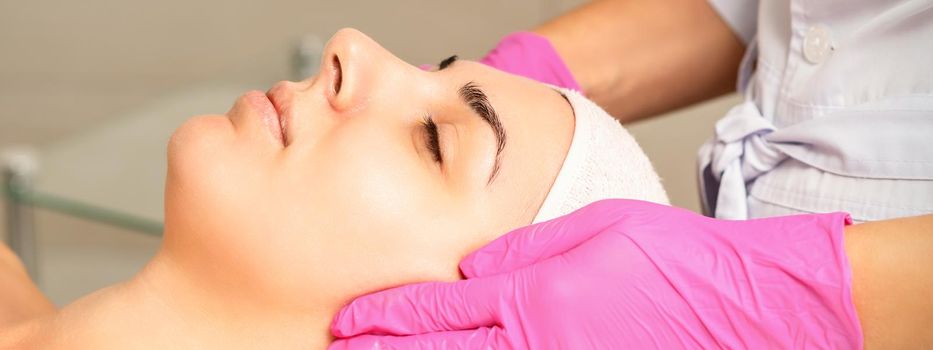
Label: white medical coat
xmin=699 ymin=0 xmax=933 ymax=222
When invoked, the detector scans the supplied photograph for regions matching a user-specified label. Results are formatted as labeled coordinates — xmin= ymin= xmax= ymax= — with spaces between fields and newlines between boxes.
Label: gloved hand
xmin=419 ymin=32 xmax=579 ymax=91
xmin=329 ymin=199 xmax=862 ymax=349
xmin=479 ymin=32 xmax=581 ymax=91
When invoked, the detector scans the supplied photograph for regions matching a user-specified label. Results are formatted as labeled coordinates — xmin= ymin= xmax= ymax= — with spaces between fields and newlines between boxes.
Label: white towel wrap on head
xmin=532 ymin=87 xmax=669 ymax=224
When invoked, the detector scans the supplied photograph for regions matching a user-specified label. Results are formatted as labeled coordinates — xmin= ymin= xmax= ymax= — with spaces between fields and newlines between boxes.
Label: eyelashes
xmin=420 ymin=115 xmax=443 ymax=163
xmin=419 ymin=54 xmax=456 ymax=166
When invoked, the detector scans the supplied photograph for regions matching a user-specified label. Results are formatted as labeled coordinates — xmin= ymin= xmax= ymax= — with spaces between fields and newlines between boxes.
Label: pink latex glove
xmin=420 ymin=32 xmax=580 ymax=91
xmin=330 ymin=199 xmax=863 ymax=349
xmin=480 ymin=32 xmax=581 ymax=91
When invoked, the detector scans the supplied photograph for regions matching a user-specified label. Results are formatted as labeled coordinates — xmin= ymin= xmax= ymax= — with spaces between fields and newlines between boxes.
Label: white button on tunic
xmin=802 ymin=25 xmax=832 ymax=64
xmin=700 ymin=0 xmax=933 ymax=222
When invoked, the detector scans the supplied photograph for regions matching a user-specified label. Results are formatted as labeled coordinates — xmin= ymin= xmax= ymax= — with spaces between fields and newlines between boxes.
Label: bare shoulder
xmin=0 ymin=243 xmax=55 ymax=329
xmin=0 ymin=317 xmax=47 ymax=349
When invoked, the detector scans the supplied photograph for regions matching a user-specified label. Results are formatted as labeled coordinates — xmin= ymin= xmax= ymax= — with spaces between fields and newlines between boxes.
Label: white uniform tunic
xmin=699 ymin=0 xmax=933 ymax=222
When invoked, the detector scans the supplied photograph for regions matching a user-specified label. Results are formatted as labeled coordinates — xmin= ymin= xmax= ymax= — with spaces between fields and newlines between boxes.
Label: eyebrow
xmin=437 ymin=56 xmax=507 ymax=184
xmin=459 ymin=81 xmax=507 ymax=185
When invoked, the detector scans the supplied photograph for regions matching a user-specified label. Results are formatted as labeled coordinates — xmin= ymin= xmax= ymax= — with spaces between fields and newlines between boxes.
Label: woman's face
xmin=163 ymin=28 xmax=573 ymax=308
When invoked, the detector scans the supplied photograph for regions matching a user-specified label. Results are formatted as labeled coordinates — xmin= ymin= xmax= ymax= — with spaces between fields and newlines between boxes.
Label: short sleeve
xmin=707 ymin=0 xmax=759 ymax=43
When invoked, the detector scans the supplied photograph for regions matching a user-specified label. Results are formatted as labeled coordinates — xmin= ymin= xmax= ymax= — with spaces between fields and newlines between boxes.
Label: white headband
xmin=532 ymin=88 xmax=669 ymax=223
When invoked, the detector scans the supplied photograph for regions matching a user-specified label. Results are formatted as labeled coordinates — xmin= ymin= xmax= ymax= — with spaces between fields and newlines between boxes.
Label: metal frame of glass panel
xmin=3 ymin=162 xmax=163 ymax=281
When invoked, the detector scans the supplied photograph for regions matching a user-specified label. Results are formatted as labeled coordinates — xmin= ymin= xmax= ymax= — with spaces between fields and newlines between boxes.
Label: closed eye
xmin=420 ymin=115 xmax=443 ymax=163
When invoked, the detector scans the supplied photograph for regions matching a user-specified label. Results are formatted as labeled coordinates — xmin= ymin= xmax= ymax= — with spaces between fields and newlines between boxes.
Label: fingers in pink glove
xmin=329 ymin=328 xmax=508 ymax=350
xmin=460 ymin=199 xmax=662 ymax=277
xmin=480 ymin=32 xmax=582 ymax=92
xmin=331 ymin=276 xmax=509 ymax=338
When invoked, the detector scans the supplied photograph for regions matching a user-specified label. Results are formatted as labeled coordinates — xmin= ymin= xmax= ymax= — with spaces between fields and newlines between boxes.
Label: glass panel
xmin=4 ymin=173 xmax=161 ymax=305
xmin=34 ymin=205 xmax=160 ymax=306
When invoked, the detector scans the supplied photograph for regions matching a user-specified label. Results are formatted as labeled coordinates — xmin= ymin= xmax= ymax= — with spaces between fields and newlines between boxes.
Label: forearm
xmin=844 ymin=214 xmax=933 ymax=349
xmin=534 ymin=0 xmax=745 ymax=122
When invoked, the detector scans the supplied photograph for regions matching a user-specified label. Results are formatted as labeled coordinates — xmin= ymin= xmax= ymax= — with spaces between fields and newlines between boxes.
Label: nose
xmin=320 ymin=28 xmax=419 ymax=113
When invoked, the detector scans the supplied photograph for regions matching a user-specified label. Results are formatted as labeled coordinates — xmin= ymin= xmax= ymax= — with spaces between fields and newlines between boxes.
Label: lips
xmin=239 ymin=90 xmax=286 ymax=146
xmin=265 ymin=85 xmax=292 ymax=146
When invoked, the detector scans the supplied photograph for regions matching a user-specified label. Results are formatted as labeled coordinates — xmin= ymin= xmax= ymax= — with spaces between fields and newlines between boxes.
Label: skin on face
xmin=163 ymin=28 xmax=574 ymax=311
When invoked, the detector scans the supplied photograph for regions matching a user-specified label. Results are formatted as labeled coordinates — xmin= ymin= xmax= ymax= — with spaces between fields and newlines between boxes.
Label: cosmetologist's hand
xmin=329 ymin=199 xmax=860 ymax=349
xmin=419 ymin=32 xmax=579 ymax=91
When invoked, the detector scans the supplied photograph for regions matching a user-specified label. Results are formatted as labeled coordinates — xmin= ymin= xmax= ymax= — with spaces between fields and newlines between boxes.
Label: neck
xmin=2 ymin=251 xmax=336 ymax=349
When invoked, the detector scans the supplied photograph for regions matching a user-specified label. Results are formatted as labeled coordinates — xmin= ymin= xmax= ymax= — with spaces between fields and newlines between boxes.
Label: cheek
xmin=285 ymin=127 xmax=472 ymax=295
xmin=298 ymin=127 xmax=441 ymax=242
